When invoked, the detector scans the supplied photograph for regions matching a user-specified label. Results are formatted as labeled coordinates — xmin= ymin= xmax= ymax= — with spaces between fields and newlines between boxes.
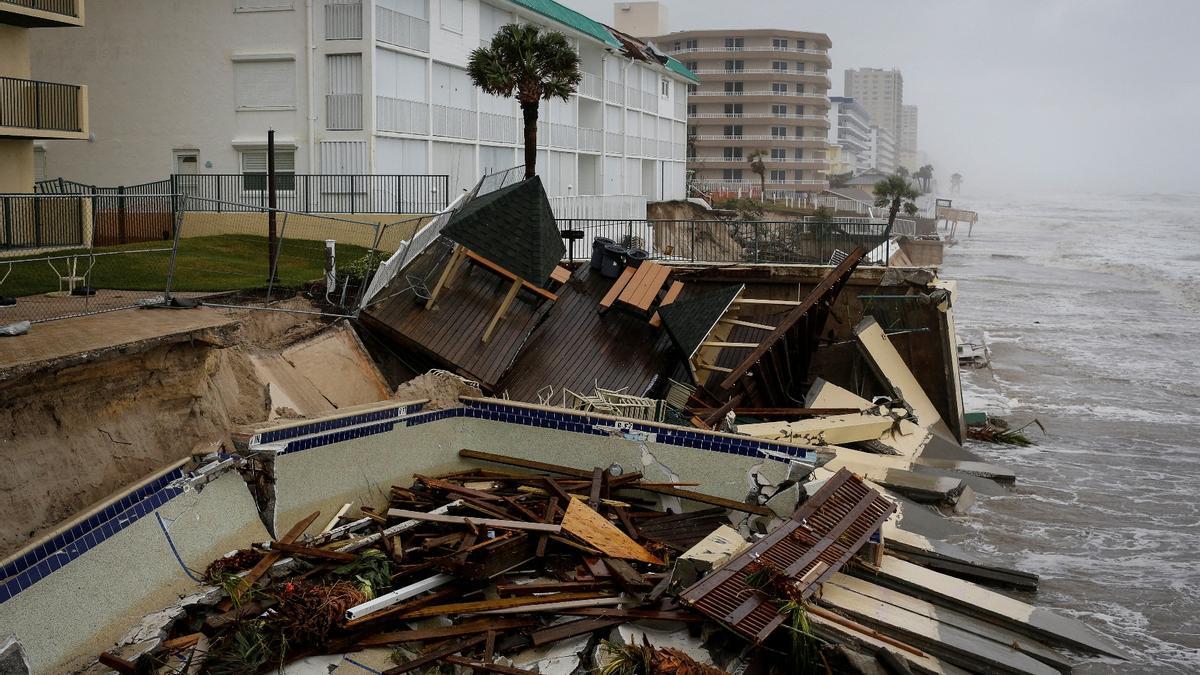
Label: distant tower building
xmin=844 ymin=68 xmax=903 ymax=143
xmin=652 ymin=29 xmax=835 ymax=197
xmin=827 ymin=97 xmax=872 ymax=174
xmin=900 ymin=104 xmax=918 ymax=170
xmin=613 ymin=1 xmax=669 ymax=37
xmin=868 ymin=126 xmax=897 ymax=175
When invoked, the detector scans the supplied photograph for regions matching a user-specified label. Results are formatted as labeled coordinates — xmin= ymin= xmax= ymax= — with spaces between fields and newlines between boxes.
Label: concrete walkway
xmin=0 ymin=306 xmax=240 ymax=381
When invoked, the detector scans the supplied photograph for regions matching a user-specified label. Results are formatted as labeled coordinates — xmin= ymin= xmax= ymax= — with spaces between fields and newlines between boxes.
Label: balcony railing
xmin=690 ymin=90 xmax=828 ymax=99
xmin=0 ymin=0 xmax=79 ymax=21
xmin=689 ymin=112 xmax=829 ymax=121
xmin=667 ymin=46 xmax=828 ymax=56
xmin=325 ymin=0 xmax=363 ymax=40
xmin=691 ymin=134 xmax=829 ymax=143
xmin=377 ymin=5 xmax=429 ymax=52
xmin=0 ymin=76 xmax=83 ymax=134
xmin=692 ymin=157 xmax=827 ymax=166
xmin=326 ymin=93 xmax=363 ymax=131
xmin=692 ymin=69 xmax=830 ymax=78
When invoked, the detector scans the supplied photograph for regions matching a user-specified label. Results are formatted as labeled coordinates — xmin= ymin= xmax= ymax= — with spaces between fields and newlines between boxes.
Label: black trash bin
xmin=590 ymin=237 xmax=615 ymax=270
xmin=600 ymin=243 xmax=627 ymax=279
xmin=626 ymin=249 xmax=649 ymax=268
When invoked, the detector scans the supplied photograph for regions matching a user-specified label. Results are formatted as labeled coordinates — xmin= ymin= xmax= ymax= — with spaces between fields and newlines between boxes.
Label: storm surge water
xmin=941 ymin=192 xmax=1200 ymax=673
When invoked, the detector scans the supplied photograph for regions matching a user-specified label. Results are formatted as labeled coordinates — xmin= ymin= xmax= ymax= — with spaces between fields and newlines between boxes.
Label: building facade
xmin=843 ymin=67 xmax=902 ymax=144
xmin=868 ymin=125 xmax=896 ymax=175
xmin=899 ymin=103 xmax=918 ymax=170
xmin=827 ymin=96 xmax=871 ymax=175
xmin=613 ymin=1 xmax=667 ymax=37
xmin=0 ymin=0 xmax=89 ymax=192
xmin=653 ymin=29 xmax=833 ymax=197
xmin=29 ymin=0 xmax=693 ymax=205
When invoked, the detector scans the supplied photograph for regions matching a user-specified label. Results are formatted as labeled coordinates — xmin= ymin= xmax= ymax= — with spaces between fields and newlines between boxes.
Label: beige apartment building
xmin=900 ymin=103 xmax=918 ymax=170
xmin=654 ymin=29 xmax=833 ymax=197
xmin=844 ymin=67 xmax=902 ymax=145
xmin=0 ymin=0 xmax=88 ymax=192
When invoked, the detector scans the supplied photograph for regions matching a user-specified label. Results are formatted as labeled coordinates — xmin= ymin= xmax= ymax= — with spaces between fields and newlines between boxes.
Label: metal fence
xmin=170 ymin=174 xmax=448 ymax=214
xmin=0 ymin=76 xmax=83 ymax=133
xmin=5 ymin=0 xmax=78 ymax=16
xmin=0 ymin=194 xmax=89 ymax=249
xmin=557 ymin=218 xmax=894 ymax=266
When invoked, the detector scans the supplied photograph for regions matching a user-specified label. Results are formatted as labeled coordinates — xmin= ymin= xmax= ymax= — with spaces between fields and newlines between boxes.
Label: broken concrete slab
xmin=854 ymin=556 xmax=1128 ymax=659
xmin=806 ymin=610 xmax=970 ymax=675
xmin=883 ymin=527 xmax=1039 ymax=591
xmin=913 ymin=457 xmax=1017 ymax=485
xmin=854 ymin=317 xmax=956 ymax=443
xmin=816 ymin=582 xmax=1060 ymax=675
xmin=738 ymin=412 xmax=895 ymax=446
xmin=0 ymin=635 xmax=31 ymax=675
xmin=669 ymin=525 xmax=749 ymax=590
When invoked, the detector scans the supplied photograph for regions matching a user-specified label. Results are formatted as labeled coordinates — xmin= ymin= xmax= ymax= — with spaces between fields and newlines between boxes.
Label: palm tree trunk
xmin=521 ymin=101 xmax=538 ymax=179
xmin=889 ymin=197 xmax=900 ymax=227
xmin=759 ymin=176 xmax=766 ymax=204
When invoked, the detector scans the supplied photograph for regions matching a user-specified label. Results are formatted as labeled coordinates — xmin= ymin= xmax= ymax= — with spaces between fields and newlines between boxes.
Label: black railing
xmin=0 ymin=76 xmax=82 ymax=132
xmin=171 ymin=174 xmax=449 ymax=214
xmin=557 ymin=218 xmax=893 ymax=266
xmin=2 ymin=0 xmax=78 ymax=17
xmin=0 ymin=195 xmax=88 ymax=249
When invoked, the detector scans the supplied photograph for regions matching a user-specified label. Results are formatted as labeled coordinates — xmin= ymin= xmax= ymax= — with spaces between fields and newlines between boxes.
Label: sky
xmin=559 ymin=0 xmax=1200 ymax=195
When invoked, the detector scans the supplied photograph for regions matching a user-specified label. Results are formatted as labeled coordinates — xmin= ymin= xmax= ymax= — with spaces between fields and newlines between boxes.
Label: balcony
xmin=691 ymin=157 xmax=829 ymax=169
xmin=668 ymin=46 xmax=827 ymax=56
xmin=690 ymin=134 xmax=830 ymax=146
xmin=689 ymin=112 xmax=829 ymax=122
xmin=0 ymin=76 xmax=88 ymax=140
xmin=691 ymin=69 xmax=830 ymax=85
xmin=689 ymin=90 xmax=829 ymax=103
xmin=0 ymin=0 xmax=83 ymax=27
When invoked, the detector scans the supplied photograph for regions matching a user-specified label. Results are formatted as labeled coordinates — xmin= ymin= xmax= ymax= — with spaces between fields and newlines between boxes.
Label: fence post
xmin=164 ymin=196 xmax=186 ymax=304
xmin=396 ymin=175 xmax=402 ymax=214
xmin=2 ymin=197 xmax=11 ymax=247
xmin=117 ymin=185 xmax=127 ymax=245
xmin=753 ymin=222 xmax=760 ymax=263
xmin=32 ymin=194 xmax=42 ymax=247
xmin=690 ymin=219 xmax=696 ymax=263
xmin=305 ymin=174 xmax=312 ymax=214
xmin=351 ymin=174 xmax=358 ymax=214
xmin=170 ymin=175 xmax=178 ymax=232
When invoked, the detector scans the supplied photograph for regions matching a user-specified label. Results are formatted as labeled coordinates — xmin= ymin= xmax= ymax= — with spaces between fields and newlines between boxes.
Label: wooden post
xmin=425 ymin=244 xmax=464 ymax=309
xmin=482 ymin=279 xmax=522 ymax=343
xmin=267 ymin=129 xmax=279 ymax=282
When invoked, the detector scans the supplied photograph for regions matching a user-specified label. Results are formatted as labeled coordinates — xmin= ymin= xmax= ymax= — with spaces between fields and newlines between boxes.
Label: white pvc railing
xmin=377 ymin=97 xmax=428 ymax=135
xmin=548 ymin=194 xmax=647 ymax=220
xmin=376 ymin=6 xmax=429 ymax=52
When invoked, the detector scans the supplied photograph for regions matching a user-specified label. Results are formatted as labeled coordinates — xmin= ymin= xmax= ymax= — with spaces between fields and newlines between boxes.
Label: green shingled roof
xmin=508 ymin=0 xmax=700 ymax=83
xmin=510 ymin=0 xmax=622 ymax=48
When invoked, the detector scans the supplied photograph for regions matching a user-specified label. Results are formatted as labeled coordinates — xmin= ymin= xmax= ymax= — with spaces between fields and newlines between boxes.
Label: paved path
xmin=0 ymin=306 xmax=240 ymax=381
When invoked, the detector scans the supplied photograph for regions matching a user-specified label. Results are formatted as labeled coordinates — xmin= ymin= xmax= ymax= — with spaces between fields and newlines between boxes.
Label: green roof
xmin=508 ymin=0 xmax=700 ymax=83
xmin=509 ymin=0 xmax=622 ymax=48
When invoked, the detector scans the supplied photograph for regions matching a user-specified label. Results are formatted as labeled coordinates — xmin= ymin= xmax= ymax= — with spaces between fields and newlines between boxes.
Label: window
xmin=723 ymin=125 xmax=743 ymax=137
xmin=661 ymin=79 xmax=670 ymax=97
xmin=724 ymin=37 xmax=744 ymax=49
xmin=440 ymin=0 xmax=463 ymax=32
xmin=770 ymin=126 xmax=786 ymax=138
xmin=686 ymin=104 xmax=697 ymax=116
xmin=235 ymin=0 xmax=294 ymax=11
xmin=771 ymin=104 xmax=787 ymax=116
xmin=794 ymin=127 xmax=804 ymax=137
xmin=771 ymin=37 xmax=788 ymax=50
xmin=723 ymin=60 xmax=744 ymax=72
xmin=685 ymin=61 xmax=698 ymax=71
xmin=233 ymin=58 xmax=296 ymax=110
xmin=723 ymin=147 xmax=743 ymax=159
xmin=794 ymin=148 xmax=804 ymax=159
xmin=723 ymin=168 xmax=743 ymax=180
xmin=772 ymin=61 xmax=788 ymax=71
xmin=723 ymin=81 xmax=743 ymax=94
xmin=770 ymin=148 xmax=786 ymax=160
xmin=685 ymin=39 xmax=697 ymax=50
xmin=673 ymin=41 xmax=681 ymax=51
xmin=687 ymin=83 xmax=698 ymax=94
xmin=795 ymin=105 xmax=804 ymax=115
xmin=724 ymin=103 xmax=743 ymax=115
xmin=796 ymin=84 xmax=805 ymax=94
xmin=795 ymin=170 xmax=804 ymax=181
xmin=796 ymin=39 xmax=806 ymax=49
xmin=769 ymin=170 xmax=786 ymax=182
xmin=771 ymin=82 xmax=788 ymax=94
xmin=241 ymin=149 xmax=296 ymax=191
xmin=795 ymin=62 xmax=805 ymax=72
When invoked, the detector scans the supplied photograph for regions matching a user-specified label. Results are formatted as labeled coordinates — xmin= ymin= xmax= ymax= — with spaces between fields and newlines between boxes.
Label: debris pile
xmin=88 ymin=449 xmax=1124 ymax=675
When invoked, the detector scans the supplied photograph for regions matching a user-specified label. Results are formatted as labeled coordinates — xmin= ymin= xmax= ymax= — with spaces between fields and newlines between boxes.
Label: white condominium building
xmin=844 ymin=67 xmax=903 ymax=143
xmin=29 ymin=0 xmax=696 ymax=205
xmin=827 ymin=96 xmax=871 ymax=175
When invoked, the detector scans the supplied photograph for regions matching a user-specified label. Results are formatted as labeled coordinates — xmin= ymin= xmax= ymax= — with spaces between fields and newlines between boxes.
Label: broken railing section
xmin=679 ymin=468 xmax=896 ymax=643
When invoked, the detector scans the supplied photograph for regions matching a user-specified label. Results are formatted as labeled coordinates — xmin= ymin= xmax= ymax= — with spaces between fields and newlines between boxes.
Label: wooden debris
xmin=560 ymin=499 xmax=662 ymax=565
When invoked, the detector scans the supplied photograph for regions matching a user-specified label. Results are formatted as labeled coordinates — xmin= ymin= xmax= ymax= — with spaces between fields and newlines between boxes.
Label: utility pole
xmin=267 ymin=128 xmax=279 ymax=282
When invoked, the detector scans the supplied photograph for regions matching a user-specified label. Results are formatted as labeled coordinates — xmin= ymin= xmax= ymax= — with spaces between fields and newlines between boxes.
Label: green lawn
xmin=0 ymin=235 xmax=374 ymax=298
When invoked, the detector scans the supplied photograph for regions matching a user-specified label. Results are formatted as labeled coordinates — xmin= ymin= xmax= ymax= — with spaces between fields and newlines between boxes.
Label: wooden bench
xmin=648 ymin=280 xmax=684 ymax=328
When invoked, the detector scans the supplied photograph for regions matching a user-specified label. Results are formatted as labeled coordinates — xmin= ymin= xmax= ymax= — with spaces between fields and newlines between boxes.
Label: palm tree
xmin=468 ymin=24 xmax=581 ymax=179
xmin=874 ymin=175 xmax=920 ymax=227
xmin=747 ymin=149 xmax=768 ymax=203
xmin=950 ymin=172 xmax=963 ymax=194
xmin=916 ymin=164 xmax=934 ymax=193
xmin=896 ymin=166 xmax=910 ymax=179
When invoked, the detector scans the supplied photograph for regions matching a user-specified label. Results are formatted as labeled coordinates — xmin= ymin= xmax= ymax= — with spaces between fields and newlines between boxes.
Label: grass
xmin=0 ymin=235 xmax=374 ymax=298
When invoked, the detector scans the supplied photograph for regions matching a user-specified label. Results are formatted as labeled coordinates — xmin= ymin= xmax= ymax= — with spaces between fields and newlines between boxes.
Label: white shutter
xmin=319 ymin=141 xmax=368 ymax=174
xmin=234 ymin=60 xmax=296 ymax=109
xmin=327 ymin=53 xmax=363 ymax=95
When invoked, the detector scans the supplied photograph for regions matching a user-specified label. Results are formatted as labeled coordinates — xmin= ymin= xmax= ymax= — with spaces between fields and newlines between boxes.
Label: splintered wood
xmin=559 ymin=498 xmax=662 ymax=565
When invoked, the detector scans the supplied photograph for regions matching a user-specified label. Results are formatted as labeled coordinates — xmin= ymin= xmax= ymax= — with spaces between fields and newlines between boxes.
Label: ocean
xmin=939 ymin=192 xmax=1200 ymax=673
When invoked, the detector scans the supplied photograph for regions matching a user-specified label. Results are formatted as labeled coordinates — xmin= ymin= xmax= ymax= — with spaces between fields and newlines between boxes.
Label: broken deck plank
xmin=385 ymin=509 xmax=562 ymax=533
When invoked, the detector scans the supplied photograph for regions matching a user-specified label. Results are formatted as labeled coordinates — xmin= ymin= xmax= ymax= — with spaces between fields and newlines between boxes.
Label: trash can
xmin=626 ymin=249 xmax=649 ymax=268
xmin=600 ymin=243 xmax=627 ymax=279
xmin=590 ymin=237 xmax=614 ymax=270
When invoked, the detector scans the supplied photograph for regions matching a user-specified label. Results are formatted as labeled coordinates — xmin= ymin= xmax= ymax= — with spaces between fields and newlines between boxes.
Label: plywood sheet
xmin=559 ymin=499 xmax=661 ymax=565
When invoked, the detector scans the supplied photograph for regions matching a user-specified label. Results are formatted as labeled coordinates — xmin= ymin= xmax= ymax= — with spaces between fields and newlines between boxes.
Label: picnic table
xmin=598 ymin=260 xmax=683 ymax=327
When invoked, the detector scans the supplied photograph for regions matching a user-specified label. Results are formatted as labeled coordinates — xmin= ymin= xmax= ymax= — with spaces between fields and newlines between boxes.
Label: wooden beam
xmin=649 ymin=280 xmax=684 ymax=328
xmin=719 ymin=317 xmax=777 ymax=331
xmin=689 ymin=407 xmax=864 ymax=418
xmin=267 ymin=541 xmax=358 ymax=562
xmin=695 ymin=363 xmax=733 ymax=374
xmin=598 ymin=266 xmax=636 ymax=310
xmin=700 ymin=341 xmax=759 ymax=349
xmin=425 ymin=244 xmax=464 ymax=309
xmin=731 ymin=297 xmax=808 ymax=306
xmin=385 ymin=508 xmax=562 ymax=533
xmin=461 ymin=247 xmax=558 ymax=302
xmin=482 ymin=278 xmax=522 ymax=343
xmin=719 ymin=246 xmax=866 ymax=392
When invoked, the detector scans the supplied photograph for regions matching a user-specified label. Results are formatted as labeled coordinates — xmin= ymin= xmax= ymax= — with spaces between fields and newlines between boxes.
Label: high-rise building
xmin=0 ymin=0 xmax=89 ymax=192
xmin=28 ymin=0 xmax=695 ymax=204
xmin=900 ymin=104 xmax=918 ymax=170
xmin=869 ymin=125 xmax=897 ymax=175
xmin=653 ymin=29 xmax=833 ymax=197
xmin=613 ymin=1 xmax=667 ymax=37
xmin=827 ymin=96 xmax=871 ymax=175
xmin=843 ymin=68 xmax=902 ymax=142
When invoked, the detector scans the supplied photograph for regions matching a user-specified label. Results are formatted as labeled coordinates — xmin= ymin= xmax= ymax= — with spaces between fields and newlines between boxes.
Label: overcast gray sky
xmin=560 ymin=0 xmax=1200 ymax=195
